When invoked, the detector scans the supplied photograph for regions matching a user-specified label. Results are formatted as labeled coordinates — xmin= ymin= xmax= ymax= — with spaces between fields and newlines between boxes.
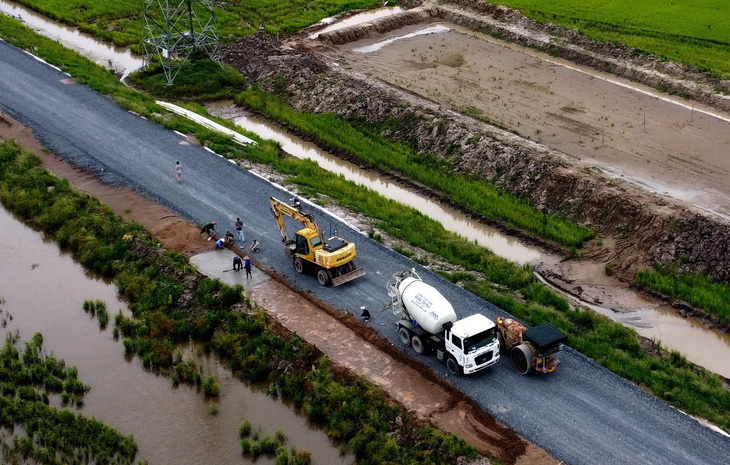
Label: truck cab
xmin=443 ymin=314 xmax=500 ymax=375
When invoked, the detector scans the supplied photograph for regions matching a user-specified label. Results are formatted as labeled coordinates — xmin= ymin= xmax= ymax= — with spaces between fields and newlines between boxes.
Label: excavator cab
xmin=294 ymin=228 xmax=319 ymax=259
xmin=270 ymin=197 xmax=365 ymax=286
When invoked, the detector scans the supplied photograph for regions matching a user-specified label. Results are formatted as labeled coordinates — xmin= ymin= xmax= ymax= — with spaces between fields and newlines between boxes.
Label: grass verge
xmin=7 ymin=0 xmax=384 ymax=52
xmin=637 ymin=265 xmax=730 ymax=325
xmin=236 ymin=88 xmax=594 ymax=248
xmin=0 ymin=141 xmax=478 ymax=464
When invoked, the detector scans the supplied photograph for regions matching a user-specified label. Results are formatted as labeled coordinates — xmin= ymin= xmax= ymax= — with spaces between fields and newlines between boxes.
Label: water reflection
xmin=0 ymin=0 xmax=142 ymax=77
xmin=310 ymin=6 xmax=404 ymax=39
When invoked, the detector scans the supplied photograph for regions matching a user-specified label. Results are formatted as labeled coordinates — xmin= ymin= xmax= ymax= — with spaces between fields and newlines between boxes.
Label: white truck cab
xmin=444 ymin=314 xmax=500 ymax=374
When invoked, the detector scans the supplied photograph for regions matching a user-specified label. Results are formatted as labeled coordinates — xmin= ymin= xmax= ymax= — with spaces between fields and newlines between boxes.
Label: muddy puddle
xmin=0 ymin=0 xmax=142 ymax=77
xmin=0 ymin=205 xmax=351 ymax=465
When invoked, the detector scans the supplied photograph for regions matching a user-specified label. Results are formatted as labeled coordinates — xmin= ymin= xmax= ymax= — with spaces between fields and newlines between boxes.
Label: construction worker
xmin=200 ymin=221 xmax=216 ymax=237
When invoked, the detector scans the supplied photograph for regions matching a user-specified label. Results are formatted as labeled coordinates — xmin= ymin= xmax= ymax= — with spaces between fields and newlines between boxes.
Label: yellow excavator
xmin=269 ymin=196 xmax=366 ymax=286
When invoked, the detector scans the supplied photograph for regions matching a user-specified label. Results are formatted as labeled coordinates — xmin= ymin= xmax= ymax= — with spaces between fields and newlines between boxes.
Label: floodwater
xmin=0 ymin=205 xmax=351 ymax=465
xmin=536 ymin=274 xmax=730 ymax=378
xmin=0 ymin=0 xmax=142 ymax=78
xmin=3 ymin=0 xmax=730 ymax=377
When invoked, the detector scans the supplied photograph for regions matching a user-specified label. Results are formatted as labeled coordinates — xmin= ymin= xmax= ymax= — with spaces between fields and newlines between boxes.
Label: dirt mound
xmin=316 ymin=4 xmax=439 ymax=45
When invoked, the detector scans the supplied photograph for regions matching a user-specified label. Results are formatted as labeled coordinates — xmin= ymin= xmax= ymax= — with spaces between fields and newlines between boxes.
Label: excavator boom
xmin=270 ymin=197 xmax=319 ymax=243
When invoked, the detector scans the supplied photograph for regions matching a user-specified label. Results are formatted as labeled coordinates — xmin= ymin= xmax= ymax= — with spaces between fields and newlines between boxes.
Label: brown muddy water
xmin=3 ymin=0 xmax=730 ymax=378
xmin=0 ymin=206 xmax=351 ymax=464
xmin=0 ymin=0 xmax=142 ymax=78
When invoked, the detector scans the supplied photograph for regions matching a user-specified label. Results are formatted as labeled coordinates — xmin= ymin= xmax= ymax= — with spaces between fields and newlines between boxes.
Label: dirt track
xmin=0 ymin=113 xmax=556 ymax=465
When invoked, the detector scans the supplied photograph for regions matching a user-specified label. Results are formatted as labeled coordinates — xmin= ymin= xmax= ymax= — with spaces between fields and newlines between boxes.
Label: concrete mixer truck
xmin=387 ymin=269 xmax=500 ymax=375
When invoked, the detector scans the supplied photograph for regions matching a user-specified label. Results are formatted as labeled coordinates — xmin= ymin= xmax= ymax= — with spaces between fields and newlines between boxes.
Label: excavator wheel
xmin=317 ymin=269 xmax=332 ymax=286
xmin=294 ymin=258 xmax=305 ymax=274
xmin=511 ymin=343 xmax=535 ymax=375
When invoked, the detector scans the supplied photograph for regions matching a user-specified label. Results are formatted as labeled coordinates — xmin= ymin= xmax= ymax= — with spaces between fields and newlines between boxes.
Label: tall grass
xmin=237 ymin=88 xmax=594 ymax=248
xmin=637 ymin=265 xmax=730 ymax=324
xmin=492 ymin=0 xmax=730 ymax=77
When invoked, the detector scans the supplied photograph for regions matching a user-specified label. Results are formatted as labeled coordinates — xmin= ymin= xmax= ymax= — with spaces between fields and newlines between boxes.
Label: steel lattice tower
xmin=143 ymin=0 xmax=221 ymax=85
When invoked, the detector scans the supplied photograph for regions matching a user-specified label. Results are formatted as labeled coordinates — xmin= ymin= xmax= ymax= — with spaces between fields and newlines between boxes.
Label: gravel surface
xmin=1 ymin=40 xmax=729 ymax=465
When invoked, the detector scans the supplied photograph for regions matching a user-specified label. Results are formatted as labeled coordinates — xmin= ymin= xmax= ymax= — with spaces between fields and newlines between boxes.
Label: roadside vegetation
xmin=0 ymin=331 xmax=139 ymax=464
xmin=2 ymin=6 xmax=730 ymax=436
xmin=236 ymin=88 xmax=594 ymax=248
xmin=637 ymin=265 xmax=730 ymax=325
xmin=491 ymin=0 xmax=730 ymax=77
xmin=0 ymin=141 xmax=479 ymax=464
xmin=8 ymin=0 xmax=383 ymax=52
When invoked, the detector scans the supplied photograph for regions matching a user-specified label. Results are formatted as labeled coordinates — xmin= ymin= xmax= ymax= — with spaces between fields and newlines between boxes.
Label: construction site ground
xmin=0 ymin=113 xmax=555 ymax=465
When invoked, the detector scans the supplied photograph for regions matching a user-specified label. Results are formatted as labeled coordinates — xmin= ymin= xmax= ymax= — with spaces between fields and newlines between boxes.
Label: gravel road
xmin=1 ymin=39 xmax=729 ymax=465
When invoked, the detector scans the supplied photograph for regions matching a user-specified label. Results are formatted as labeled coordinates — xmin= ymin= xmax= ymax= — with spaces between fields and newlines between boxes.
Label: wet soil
xmin=0 ymin=112 xmax=557 ymax=464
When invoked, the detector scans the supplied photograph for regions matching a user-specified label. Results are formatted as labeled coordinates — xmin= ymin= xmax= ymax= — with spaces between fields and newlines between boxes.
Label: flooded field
xmin=0 ymin=205 xmax=350 ymax=465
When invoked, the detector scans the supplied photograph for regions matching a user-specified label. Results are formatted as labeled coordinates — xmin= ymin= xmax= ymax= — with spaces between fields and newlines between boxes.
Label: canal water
xmin=0 ymin=205 xmax=351 ymax=465
xmin=2 ymin=1 xmax=730 ymax=378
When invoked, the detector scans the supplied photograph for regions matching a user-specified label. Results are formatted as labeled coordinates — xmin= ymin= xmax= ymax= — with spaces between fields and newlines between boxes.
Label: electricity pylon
xmin=142 ymin=0 xmax=222 ymax=85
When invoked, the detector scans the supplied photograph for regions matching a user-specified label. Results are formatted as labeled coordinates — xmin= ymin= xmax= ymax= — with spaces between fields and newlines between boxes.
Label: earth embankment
xmin=224 ymin=3 xmax=730 ymax=289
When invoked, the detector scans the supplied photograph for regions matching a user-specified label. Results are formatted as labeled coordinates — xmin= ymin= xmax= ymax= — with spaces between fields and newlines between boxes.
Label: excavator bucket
xmin=332 ymin=267 xmax=366 ymax=286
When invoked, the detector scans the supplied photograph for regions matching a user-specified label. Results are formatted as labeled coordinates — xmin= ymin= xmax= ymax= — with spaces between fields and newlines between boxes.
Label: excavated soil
xmin=223 ymin=0 xmax=730 ymax=291
xmin=0 ymin=112 xmax=557 ymax=465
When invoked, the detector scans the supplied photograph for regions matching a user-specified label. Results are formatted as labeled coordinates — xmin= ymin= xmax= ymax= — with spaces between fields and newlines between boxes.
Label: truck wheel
xmin=411 ymin=335 xmax=425 ymax=355
xmin=398 ymin=327 xmax=411 ymax=345
xmin=317 ymin=269 xmax=332 ymax=286
xmin=294 ymin=258 xmax=305 ymax=274
xmin=343 ymin=261 xmax=356 ymax=273
xmin=446 ymin=356 xmax=462 ymax=376
xmin=497 ymin=331 xmax=506 ymax=353
xmin=511 ymin=344 xmax=534 ymax=375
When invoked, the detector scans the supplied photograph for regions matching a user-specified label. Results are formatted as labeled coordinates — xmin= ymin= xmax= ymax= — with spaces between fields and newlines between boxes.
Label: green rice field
xmin=492 ymin=0 xmax=730 ymax=77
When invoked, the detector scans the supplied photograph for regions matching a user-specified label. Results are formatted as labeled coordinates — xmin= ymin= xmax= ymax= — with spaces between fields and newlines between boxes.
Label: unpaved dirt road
xmin=328 ymin=20 xmax=730 ymax=219
xmin=2 ymin=38 xmax=730 ymax=465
